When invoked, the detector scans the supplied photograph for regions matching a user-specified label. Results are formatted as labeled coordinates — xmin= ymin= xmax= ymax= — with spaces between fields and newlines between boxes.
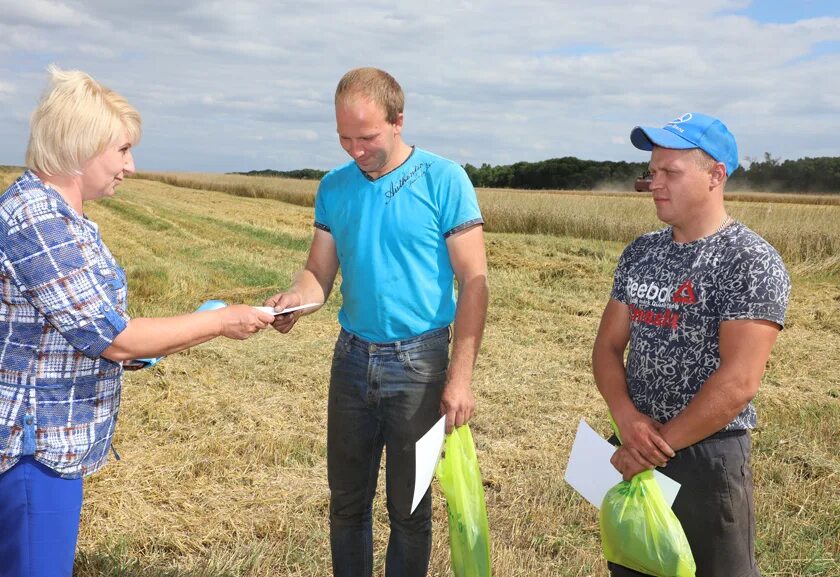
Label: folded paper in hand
xmin=564 ymin=419 xmax=681 ymax=509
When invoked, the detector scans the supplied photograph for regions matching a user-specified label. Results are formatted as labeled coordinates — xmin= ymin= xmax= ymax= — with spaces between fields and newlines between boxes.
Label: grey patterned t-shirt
xmin=611 ymin=221 xmax=791 ymax=430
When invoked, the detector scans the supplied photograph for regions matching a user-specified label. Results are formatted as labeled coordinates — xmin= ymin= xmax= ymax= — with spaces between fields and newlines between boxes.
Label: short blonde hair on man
xmin=25 ymin=65 xmax=141 ymax=176
xmin=335 ymin=67 xmax=404 ymax=124
xmin=691 ymin=147 xmax=719 ymax=174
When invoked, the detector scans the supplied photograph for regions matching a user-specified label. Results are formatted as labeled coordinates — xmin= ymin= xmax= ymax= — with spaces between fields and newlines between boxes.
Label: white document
xmin=564 ymin=419 xmax=681 ymax=509
xmin=253 ymin=303 xmax=321 ymax=316
xmin=411 ymin=416 xmax=446 ymax=514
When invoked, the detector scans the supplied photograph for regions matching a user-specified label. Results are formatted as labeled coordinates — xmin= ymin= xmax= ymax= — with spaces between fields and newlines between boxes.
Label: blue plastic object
xmin=194 ymin=299 xmax=227 ymax=312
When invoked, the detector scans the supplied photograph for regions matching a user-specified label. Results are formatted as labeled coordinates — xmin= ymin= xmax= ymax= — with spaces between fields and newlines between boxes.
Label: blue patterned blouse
xmin=0 ymin=170 xmax=129 ymax=479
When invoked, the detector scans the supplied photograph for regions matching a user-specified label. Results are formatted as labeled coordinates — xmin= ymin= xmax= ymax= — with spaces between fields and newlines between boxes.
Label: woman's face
xmin=80 ymin=131 xmax=135 ymax=201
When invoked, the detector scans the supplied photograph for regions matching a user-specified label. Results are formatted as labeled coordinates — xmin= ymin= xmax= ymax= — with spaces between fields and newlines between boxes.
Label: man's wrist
xmin=444 ymin=376 xmax=471 ymax=390
xmin=659 ymin=422 xmax=689 ymax=453
xmin=607 ymin=397 xmax=638 ymax=423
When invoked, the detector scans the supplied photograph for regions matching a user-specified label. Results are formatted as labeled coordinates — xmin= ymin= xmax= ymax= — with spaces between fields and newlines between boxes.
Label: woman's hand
xmin=217 ymin=305 xmax=274 ymax=339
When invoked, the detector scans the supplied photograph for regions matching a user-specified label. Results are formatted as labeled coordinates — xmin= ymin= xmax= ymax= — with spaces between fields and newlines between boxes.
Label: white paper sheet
xmin=412 ymin=416 xmax=446 ymax=514
xmin=563 ymin=419 xmax=681 ymax=509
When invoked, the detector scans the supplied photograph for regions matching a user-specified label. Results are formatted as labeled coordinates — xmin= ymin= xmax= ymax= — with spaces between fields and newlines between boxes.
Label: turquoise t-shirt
xmin=314 ymin=147 xmax=483 ymax=342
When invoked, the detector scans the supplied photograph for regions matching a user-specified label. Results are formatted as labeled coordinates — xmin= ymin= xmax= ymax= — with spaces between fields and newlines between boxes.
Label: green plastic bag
xmin=435 ymin=425 xmax=492 ymax=577
xmin=600 ymin=418 xmax=696 ymax=577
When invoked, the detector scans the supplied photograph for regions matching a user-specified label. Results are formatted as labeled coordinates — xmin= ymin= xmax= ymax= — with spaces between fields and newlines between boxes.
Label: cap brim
xmin=631 ymin=126 xmax=697 ymax=151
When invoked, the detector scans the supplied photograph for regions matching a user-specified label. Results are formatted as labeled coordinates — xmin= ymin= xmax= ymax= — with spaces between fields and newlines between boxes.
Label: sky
xmin=0 ymin=0 xmax=838 ymax=173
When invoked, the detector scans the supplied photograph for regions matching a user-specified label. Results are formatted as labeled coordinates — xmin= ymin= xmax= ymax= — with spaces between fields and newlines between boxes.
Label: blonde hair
xmin=688 ymin=148 xmax=729 ymax=188
xmin=689 ymin=148 xmax=716 ymax=173
xmin=335 ymin=67 xmax=404 ymax=124
xmin=25 ymin=65 xmax=141 ymax=176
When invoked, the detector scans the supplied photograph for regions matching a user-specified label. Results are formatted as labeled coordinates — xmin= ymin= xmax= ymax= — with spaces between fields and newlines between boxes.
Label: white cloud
xmin=0 ymin=0 xmax=837 ymax=172
xmin=0 ymin=81 xmax=15 ymax=97
xmin=0 ymin=0 xmax=105 ymax=28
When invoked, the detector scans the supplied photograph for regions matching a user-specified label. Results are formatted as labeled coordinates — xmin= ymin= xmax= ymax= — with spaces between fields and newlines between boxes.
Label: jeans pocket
xmin=401 ymin=346 xmax=449 ymax=382
xmin=332 ymin=337 xmax=350 ymax=362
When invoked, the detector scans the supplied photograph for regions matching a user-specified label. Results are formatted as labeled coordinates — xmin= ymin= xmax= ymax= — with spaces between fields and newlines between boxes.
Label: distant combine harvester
xmin=634 ymin=171 xmax=652 ymax=192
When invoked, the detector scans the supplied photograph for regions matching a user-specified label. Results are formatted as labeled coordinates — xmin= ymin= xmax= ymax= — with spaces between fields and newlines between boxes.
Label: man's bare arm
xmin=660 ymin=319 xmax=781 ymax=451
xmin=593 ymin=299 xmax=674 ymax=478
xmin=265 ymin=228 xmax=340 ymax=333
xmin=441 ymin=225 xmax=488 ymax=432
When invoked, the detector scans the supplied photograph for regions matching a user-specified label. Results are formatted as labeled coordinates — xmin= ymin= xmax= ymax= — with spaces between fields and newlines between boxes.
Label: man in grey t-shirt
xmin=592 ymin=113 xmax=790 ymax=577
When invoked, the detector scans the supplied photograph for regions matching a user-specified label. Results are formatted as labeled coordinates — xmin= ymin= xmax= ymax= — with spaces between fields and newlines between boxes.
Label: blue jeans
xmin=0 ymin=456 xmax=83 ymax=577
xmin=328 ymin=327 xmax=450 ymax=577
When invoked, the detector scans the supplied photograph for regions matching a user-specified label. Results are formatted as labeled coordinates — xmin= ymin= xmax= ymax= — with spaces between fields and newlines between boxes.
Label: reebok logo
xmin=672 ymin=279 xmax=697 ymax=304
xmin=626 ymin=277 xmax=699 ymax=306
xmin=625 ymin=277 xmax=699 ymax=330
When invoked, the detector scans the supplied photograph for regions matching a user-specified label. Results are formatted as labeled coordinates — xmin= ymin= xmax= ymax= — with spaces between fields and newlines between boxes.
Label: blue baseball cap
xmin=630 ymin=112 xmax=739 ymax=175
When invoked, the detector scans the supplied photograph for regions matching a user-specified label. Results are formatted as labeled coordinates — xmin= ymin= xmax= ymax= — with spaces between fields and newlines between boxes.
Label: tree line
xmin=234 ymin=153 xmax=840 ymax=193
xmin=727 ymin=154 xmax=840 ymax=193
xmin=463 ymin=158 xmax=647 ymax=190
xmin=233 ymin=168 xmax=327 ymax=180
xmin=465 ymin=154 xmax=840 ymax=193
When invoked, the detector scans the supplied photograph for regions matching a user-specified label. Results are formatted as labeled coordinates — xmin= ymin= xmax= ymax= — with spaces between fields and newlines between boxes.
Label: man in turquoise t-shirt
xmin=266 ymin=67 xmax=488 ymax=577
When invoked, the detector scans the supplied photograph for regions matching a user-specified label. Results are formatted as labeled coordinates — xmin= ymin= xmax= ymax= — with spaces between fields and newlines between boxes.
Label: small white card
xmin=253 ymin=303 xmax=321 ymax=315
xmin=563 ymin=419 xmax=681 ymax=509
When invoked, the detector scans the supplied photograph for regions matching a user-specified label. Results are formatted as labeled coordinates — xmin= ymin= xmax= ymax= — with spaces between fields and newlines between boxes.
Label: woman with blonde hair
xmin=0 ymin=66 xmax=275 ymax=577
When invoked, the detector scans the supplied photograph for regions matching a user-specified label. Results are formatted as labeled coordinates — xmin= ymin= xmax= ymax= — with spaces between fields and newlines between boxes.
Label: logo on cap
xmin=666 ymin=113 xmax=693 ymax=134
xmin=631 ymin=112 xmax=740 ymax=176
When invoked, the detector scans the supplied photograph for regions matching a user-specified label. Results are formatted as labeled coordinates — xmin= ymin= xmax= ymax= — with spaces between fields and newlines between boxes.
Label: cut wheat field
xmin=1 ymin=167 xmax=837 ymax=576
xmin=138 ymin=171 xmax=840 ymax=267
